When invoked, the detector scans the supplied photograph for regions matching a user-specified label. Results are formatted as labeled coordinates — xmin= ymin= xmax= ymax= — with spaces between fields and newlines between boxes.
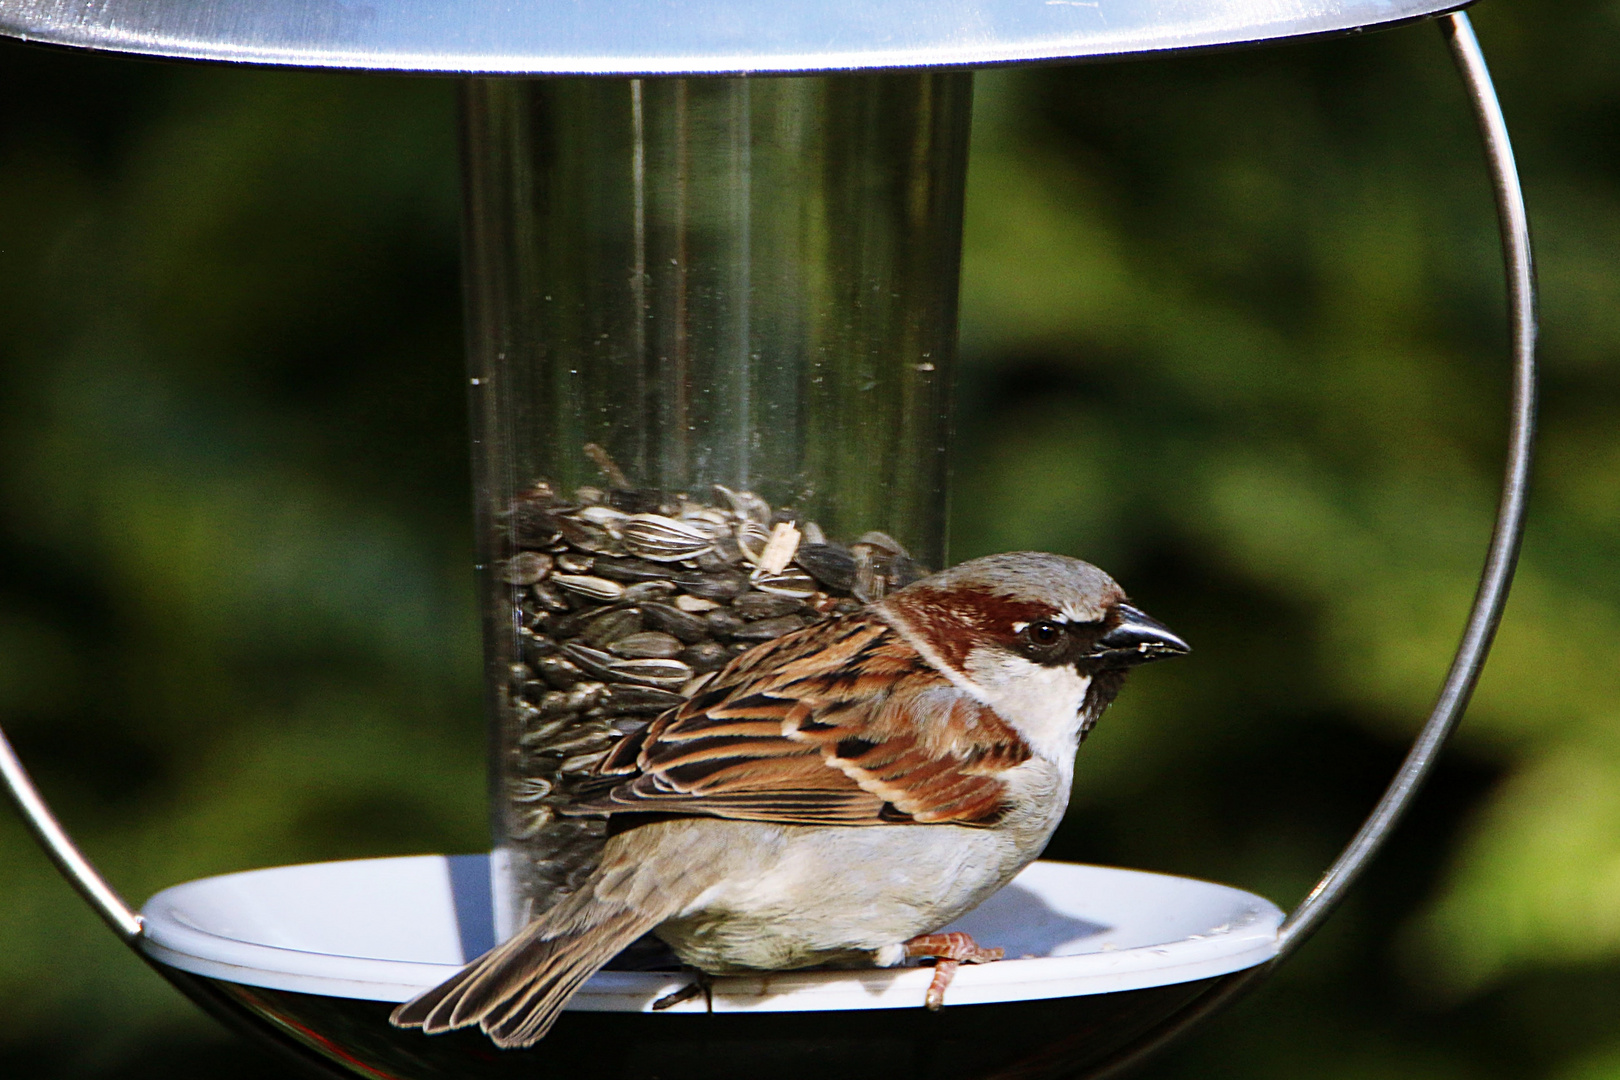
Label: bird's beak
xmin=1090 ymin=603 xmax=1190 ymax=668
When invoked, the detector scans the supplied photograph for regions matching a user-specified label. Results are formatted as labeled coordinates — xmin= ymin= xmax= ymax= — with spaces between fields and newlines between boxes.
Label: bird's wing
xmin=571 ymin=614 xmax=1032 ymax=827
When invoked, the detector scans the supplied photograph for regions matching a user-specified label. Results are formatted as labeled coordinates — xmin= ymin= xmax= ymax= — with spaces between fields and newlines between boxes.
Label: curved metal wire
xmin=1 ymin=720 xmax=357 ymax=1078
xmin=1275 ymin=10 xmax=1537 ymax=955
xmin=0 ymin=725 xmax=142 ymax=940
xmin=1077 ymin=9 xmax=1538 ymax=1077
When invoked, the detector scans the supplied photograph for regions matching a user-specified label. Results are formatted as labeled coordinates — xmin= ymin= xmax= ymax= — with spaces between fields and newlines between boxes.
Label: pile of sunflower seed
xmin=495 ymin=480 xmax=925 ymax=913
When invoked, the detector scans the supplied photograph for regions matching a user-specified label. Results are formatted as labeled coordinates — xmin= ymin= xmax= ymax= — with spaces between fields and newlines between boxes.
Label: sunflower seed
xmin=556 ymin=516 xmax=619 ymax=554
xmin=532 ymin=580 xmax=572 ymax=612
xmin=534 ymin=655 xmax=586 ymax=690
xmin=795 ymin=543 xmax=857 ymax=591
xmin=673 ymin=594 xmax=720 ymax=613
xmin=714 ymin=484 xmax=771 ymax=526
xmin=704 ymin=609 xmax=748 ymax=638
xmin=855 ymin=531 xmax=909 ymax=556
xmin=602 ymin=684 xmax=686 ymax=714
xmin=519 ymin=628 xmax=556 ymax=664
xmin=608 ymin=489 xmax=664 ymax=514
xmin=520 ymin=714 xmax=576 ymax=746
xmin=609 ymin=631 xmax=684 ymax=659
xmin=571 ymin=681 xmax=608 ymax=707
xmin=621 ymin=580 xmax=677 ymax=603
xmin=591 ymin=556 xmax=675 ymax=584
xmin=540 ymin=609 xmax=584 ymax=638
xmin=554 ymin=552 xmax=595 ymax=574
xmin=682 ymin=507 xmax=734 ymax=532
xmin=673 ymin=569 xmax=748 ymax=601
xmin=511 ymin=777 xmax=553 ymax=802
xmin=580 ymin=607 xmax=643 ymax=648
xmin=735 ymin=519 xmax=772 ymax=564
xmin=560 ymin=642 xmax=621 ymax=681
xmin=535 ymin=690 xmax=576 ymax=718
xmin=577 ymin=505 xmax=630 ymax=530
xmin=561 ymin=750 xmax=612 ymax=775
xmin=545 ymin=728 xmax=616 ymax=757
xmin=511 ymin=699 xmax=543 ymax=729
xmin=751 ymin=568 xmax=818 ymax=599
xmin=732 ymin=614 xmax=806 ymax=641
xmin=621 ymin=514 xmax=716 ymax=562
xmin=551 ymin=574 xmax=625 ymax=601
xmin=510 ymin=805 xmax=554 ymax=837
xmin=639 ymin=602 xmax=709 ymax=643
xmin=679 ymin=641 xmax=731 ymax=672
xmin=733 ymin=591 xmax=803 ymax=620
xmin=696 ymin=533 xmax=745 ymax=569
xmin=502 ymin=552 xmax=553 ymax=585
xmin=606 ymin=657 xmax=692 ymax=689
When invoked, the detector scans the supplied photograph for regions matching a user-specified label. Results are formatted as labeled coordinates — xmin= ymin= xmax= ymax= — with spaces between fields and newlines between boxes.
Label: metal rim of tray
xmin=0 ymin=9 xmax=1535 ymax=1080
xmin=0 ymin=0 xmax=1468 ymax=76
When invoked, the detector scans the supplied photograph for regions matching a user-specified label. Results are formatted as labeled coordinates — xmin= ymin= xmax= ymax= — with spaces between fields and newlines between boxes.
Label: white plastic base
xmin=140 ymin=855 xmax=1281 ymax=1013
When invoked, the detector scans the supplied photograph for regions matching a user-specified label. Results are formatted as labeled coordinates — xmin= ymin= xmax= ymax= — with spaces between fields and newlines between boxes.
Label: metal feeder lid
xmin=0 ymin=0 xmax=1466 ymax=75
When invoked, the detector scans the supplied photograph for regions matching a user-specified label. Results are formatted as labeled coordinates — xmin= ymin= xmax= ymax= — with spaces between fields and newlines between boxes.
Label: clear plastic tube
xmin=461 ymin=72 xmax=972 ymax=935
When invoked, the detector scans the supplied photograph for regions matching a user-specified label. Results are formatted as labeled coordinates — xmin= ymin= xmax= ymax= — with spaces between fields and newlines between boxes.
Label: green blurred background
xmin=3 ymin=1 xmax=1619 ymax=1076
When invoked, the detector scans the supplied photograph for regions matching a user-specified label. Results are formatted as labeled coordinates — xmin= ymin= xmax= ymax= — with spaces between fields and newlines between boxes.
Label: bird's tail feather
xmin=391 ymin=905 xmax=660 ymax=1048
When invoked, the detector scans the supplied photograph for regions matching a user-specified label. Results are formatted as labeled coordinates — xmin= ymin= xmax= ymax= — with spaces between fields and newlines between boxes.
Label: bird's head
xmin=878 ymin=552 xmax=1188 ymax=757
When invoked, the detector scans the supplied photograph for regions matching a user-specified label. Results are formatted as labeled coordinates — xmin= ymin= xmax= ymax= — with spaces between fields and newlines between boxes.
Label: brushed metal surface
xmin=0 ymin=0 xmax=1466 ymax=74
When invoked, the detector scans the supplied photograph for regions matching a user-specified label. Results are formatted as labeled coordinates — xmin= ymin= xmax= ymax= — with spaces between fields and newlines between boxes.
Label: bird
xmin=391 ymin=551 xmax=1188 ymax=1048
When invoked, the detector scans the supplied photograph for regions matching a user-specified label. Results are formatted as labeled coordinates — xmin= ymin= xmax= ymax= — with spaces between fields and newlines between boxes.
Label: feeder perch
xmin=0 ymin=2 xmax=1535 ymax=1079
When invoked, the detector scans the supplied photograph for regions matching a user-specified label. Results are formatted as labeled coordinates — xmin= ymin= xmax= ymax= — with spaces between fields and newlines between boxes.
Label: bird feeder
xmin=0 ymin=2 xmax=1535 ymax=1079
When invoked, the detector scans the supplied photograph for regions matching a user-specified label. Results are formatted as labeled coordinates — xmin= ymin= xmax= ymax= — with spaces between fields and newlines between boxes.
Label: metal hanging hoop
xmin=0 ymin=9 xmax=1535 ymax=1078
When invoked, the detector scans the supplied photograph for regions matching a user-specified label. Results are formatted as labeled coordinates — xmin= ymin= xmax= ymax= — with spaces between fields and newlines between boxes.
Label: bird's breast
xmin=644 ymin=818 xmax=1040 ymax=973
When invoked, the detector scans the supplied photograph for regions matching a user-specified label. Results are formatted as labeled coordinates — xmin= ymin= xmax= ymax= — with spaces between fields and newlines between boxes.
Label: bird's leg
xmin=651 ymin=970 xmax=714 ymax=1013
xmin=903 ymin=932 xmax=1005 ymax=1011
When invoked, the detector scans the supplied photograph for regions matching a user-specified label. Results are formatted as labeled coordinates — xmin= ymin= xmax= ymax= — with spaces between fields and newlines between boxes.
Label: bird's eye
xmin=1024 ymin=621 xmax=1065 ymax=648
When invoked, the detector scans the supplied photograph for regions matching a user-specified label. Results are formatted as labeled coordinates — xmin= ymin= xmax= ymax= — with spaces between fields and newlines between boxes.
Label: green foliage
xmin=2 ymin=2 xmax=1619 ymax=1076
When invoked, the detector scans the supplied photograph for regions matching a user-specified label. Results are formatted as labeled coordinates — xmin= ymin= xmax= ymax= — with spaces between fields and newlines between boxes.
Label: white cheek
xmin=963 ymin=653 xmax=1091 ymax=762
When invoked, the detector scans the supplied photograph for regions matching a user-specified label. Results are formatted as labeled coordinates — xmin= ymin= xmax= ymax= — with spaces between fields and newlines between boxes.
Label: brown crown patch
xmin=881 ymin=586 xmax=1053 ymax=672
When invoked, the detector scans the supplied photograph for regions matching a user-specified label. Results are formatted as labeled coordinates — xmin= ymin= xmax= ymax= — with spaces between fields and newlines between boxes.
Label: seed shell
xmin=560 ymin=642 xmax=621 ymax=682
xmin=501 ymin=552 xmax=553 ymax=585
xmin=732 ymin=614 xmax=806 ymax=641
xmin=551 ymin=574 xmax=625 ymax=601
xmin=795 ymin=543 xmax=858 ymax=592
xmin=592 ymin=556 xmax=674 ymax=583
xmin=733 ymin=592 xmax=803 ymax=620
xmin=639 ymin=601 xmax=709 ymax=643
xmin=608 ymin=631 xmax=684 ymax=659
xmin=621 ymin=514 xmax=716 ymax=562
xmin=673 ymin=569 xmax=748 ymax=601
xmin=580 ymin=607 xmax=643 ymax=648
xmin=606 ymin=657 xmax=693 ymax=689
xmin=751 ymin=568 xmax=818 ymax=598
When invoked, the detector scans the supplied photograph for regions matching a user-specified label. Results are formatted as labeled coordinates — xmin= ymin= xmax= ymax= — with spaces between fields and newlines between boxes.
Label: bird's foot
xmin=652 ymin=971 xmax=714 ymax=1013
xmin=903 ymin=932 xmax=1005 ymax=1011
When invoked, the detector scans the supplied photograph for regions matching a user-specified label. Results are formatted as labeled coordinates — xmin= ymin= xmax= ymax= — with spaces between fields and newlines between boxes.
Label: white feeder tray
xmin=140 ymin=854 xmax=1281 ymax=1011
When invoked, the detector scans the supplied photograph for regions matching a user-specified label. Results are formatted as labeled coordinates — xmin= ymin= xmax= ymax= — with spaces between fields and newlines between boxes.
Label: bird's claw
xmin=903 ymin=932 xmax=1005 ymax=1011
xmin=651 ymin=972 xmax=713 ymax=1013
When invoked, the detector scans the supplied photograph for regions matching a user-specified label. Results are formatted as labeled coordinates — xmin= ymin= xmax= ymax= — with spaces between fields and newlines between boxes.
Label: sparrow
xmin=392 ymin=551 xmax=1188 ymax=1048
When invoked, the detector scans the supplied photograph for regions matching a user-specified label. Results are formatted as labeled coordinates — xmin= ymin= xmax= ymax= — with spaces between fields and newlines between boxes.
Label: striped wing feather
xmin=573 ymin=615 xmax=1031 ymax=827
